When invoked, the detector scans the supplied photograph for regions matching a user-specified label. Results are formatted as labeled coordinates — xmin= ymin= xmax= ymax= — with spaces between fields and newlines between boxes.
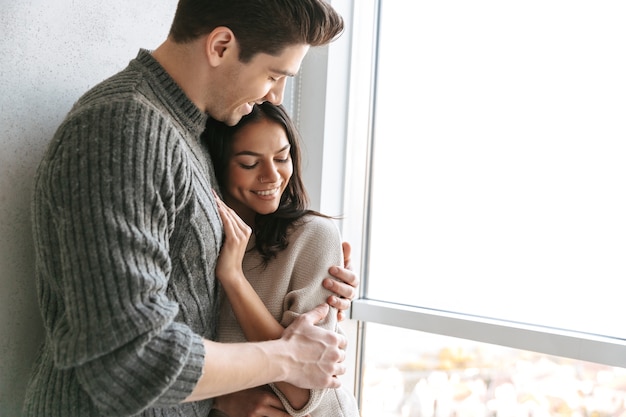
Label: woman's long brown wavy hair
xmin=203 ymin=102 xmax=331 ymax=264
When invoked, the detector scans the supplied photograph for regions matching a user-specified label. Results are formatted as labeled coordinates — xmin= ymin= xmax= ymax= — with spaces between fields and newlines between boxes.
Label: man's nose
xmin=264 ymin=78 xmax=287 ymax=105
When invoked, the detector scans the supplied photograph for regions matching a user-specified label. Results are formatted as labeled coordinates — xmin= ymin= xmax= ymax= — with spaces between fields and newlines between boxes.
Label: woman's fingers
xmin=213 ymin=190 xmax=251 ymax=241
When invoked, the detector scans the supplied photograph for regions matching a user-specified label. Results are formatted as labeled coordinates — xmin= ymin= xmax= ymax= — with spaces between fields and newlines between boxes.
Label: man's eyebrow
xmin=270 ymin=68 xmax=297 ymax=77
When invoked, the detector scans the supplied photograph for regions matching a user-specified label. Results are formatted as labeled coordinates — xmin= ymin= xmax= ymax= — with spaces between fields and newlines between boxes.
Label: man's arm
xmin=184 ymin=304 xmax=346 ymax=402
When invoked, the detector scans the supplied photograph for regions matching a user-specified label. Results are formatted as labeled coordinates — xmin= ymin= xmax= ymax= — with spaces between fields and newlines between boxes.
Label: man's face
xmin=209 ymin=44 xmax=309 ymax=126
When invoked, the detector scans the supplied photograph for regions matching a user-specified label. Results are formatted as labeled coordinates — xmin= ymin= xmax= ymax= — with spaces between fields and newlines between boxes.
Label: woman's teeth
xmin=255 ymin=188 xmax=278 ymax=196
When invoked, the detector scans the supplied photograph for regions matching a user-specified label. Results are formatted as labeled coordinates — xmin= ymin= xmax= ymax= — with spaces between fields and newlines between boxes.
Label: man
xmin=22 ymin=1 xmax=358 ymax=416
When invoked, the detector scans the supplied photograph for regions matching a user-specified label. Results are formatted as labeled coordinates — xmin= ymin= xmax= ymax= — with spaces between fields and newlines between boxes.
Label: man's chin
xmin=223 ymin=114 xmax=243 ymax=127
xmin=226 ymin=107 xmax=253 ymax=126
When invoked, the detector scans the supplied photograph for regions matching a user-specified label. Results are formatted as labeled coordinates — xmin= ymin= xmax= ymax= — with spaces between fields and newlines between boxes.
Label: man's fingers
xmin=323 ymin=275 xmax=357 ymax=300
xmin=301 ymin=303 xmax=330 ymax=324
xmin=337 ymin=332 xmax=348 ymax=351
xmin=328 ymin=265 xmax=359 ymax=290
xmin=326 ymin=294 xmax=351 ymax=312
xmin=341 ymin=241 xmax=352 ymax=269
xmin=336 ymin=309 xmax=347 ymax=322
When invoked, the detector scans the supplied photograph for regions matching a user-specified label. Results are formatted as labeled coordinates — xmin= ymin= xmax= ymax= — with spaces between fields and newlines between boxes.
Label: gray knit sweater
xmin=23 ymin=50 xmax=222 ymax=417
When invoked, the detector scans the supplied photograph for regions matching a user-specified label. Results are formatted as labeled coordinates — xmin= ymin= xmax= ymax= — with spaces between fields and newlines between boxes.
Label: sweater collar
xmin=134 ymin=49 xmax=208 ymax=139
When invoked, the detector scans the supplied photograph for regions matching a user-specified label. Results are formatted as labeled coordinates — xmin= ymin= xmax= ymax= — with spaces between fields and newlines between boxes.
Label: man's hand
xmin=212 ymin=386 xmax=290 ymax=417
xmin=324 ymin=242 xmax=360 ymax=321
xmin=280 ymin=304 xmax=347 ymax=388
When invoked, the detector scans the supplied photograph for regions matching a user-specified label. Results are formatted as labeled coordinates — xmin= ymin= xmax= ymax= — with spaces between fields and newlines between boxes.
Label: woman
xmin=204 ymin=102 xmax=360 ymax=417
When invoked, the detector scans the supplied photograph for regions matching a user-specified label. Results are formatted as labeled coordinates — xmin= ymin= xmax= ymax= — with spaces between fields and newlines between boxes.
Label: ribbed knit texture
xmin=23 ymin=49 xmax=222 ymax=417
xmin=216 ymin=215 xmax=360 ymax=417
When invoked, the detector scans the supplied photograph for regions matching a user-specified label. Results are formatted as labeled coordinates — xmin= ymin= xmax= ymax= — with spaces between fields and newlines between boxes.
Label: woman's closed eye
xmin=238 ymin=162 xmax=258 ymax=169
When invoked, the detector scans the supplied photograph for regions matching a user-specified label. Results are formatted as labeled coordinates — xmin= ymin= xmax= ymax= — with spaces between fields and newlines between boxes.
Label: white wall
xmin=0 ymin=1 xmax=361 ymax=414
xmin=0 ymin=2 xmax=178 ymax=414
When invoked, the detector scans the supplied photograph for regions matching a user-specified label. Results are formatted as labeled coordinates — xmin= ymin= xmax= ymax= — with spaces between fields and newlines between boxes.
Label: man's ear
xmin=205 ymin=26 xmax=237 ymax=66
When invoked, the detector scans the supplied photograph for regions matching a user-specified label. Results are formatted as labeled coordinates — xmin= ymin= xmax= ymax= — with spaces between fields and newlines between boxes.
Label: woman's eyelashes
xmin=236 ymin=155 xmax=290 ymax=170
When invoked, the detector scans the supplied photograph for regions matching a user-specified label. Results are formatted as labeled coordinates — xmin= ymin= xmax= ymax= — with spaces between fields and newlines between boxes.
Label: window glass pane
xmin=367 ymin=1 xmax=626 ymax=338
xmin=360 ymin=323 xmax=626 ymax=417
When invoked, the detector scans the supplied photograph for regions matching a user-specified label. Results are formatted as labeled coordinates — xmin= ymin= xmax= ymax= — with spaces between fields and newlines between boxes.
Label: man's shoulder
xmin=71 ymin=63 xmax=150 ymax=114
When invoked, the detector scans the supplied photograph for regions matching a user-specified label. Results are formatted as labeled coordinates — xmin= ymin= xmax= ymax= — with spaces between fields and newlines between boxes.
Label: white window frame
xmin=293 ymin=0 xmax=626 ymax=404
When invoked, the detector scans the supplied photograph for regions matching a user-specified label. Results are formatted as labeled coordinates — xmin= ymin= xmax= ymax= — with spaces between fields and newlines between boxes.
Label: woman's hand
xmin=213 ymin=190 xmax=252 ymax=284
xmin=212 ymin=386 xmax=291 ymax=417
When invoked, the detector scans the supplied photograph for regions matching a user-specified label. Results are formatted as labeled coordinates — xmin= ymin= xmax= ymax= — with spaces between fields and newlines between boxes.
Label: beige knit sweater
xmin=216 ymin=214 xmax=360 ymax=417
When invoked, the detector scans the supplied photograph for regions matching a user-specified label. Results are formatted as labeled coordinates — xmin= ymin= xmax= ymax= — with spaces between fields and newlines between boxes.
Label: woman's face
xmin=223 ymin=118 xmax=293 ymax=225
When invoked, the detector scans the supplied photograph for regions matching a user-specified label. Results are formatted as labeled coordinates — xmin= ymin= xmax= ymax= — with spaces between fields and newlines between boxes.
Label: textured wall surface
xmin=0 ymin=2 xmax=177 ymax=415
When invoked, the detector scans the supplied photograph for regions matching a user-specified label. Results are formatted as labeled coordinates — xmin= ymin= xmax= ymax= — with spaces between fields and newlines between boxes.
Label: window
xmin=363 ymin=0 xmax=626 ymax=338
xmin=360 ymin=323 xmax=626 ymax=417
xmin=348 ymin=0 xmax=626 ymax=357
xmin=292 ymin=1 xmax=626 ymax=414
xmin=339 ymin=0 xmax=626 ymax=415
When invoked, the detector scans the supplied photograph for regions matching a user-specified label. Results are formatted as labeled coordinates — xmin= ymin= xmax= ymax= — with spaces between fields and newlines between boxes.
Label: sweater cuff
xmin=268 ymin=383 xmax=326 ymax=417
xmin=154 ymin=332 xmax=206 ymax=405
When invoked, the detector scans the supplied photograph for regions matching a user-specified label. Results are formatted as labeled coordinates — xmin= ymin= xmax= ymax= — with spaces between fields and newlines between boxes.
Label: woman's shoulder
xmin=300 ymin=213 xmax=340 ymax=231
xmin=291 ymin=214 xmax=342 ymax=244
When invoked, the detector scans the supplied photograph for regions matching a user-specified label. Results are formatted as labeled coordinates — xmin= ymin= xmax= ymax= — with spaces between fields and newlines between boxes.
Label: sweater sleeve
xmin=279 ymin=216 xmax=343 ymax=328
xmin=37 ymin=102 xmax=205 ymax=415
xmin=269 ymin=216 xmax=344 ymax=417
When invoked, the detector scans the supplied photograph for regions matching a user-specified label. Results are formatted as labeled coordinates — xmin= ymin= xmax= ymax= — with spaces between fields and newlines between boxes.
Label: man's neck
xmin=152 ymin=39 xmax=208 ymax=112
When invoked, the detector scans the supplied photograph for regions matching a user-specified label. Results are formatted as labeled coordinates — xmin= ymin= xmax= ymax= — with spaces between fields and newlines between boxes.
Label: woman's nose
xmin=259 ymin=165 xmax=279 ymax=183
